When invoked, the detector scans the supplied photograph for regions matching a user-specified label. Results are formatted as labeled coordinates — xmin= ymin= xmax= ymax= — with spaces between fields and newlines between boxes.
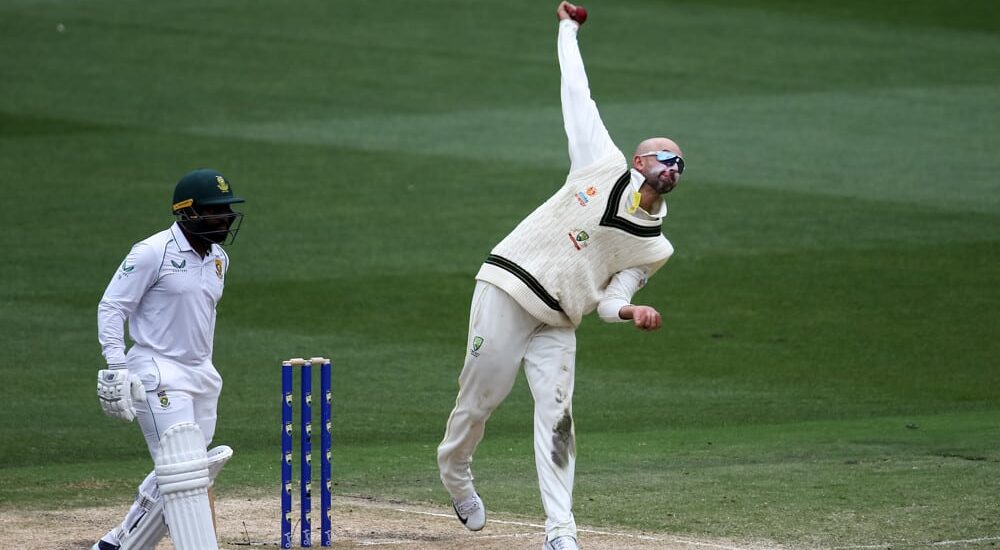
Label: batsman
xmin=92 ymin=169 xmax=245 ymax=550
xmin=437 ymin=3 xmax=685 ymax=549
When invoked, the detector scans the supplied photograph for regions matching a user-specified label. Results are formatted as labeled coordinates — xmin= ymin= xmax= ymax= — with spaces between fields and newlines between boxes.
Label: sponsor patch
xmin=575 ymin=186 xmax=599 ymax=207
xmin=117 ymin=261 xmax=137 ymax=280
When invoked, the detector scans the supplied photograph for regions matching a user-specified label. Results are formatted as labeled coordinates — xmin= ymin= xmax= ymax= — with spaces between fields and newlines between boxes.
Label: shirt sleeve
xmin=97 ymin=242 xmax=161 ymax=365
xmin=597 ymin=267 xmax=649 ymax=323
xmin=558 ymin=19 xmax=617 ymax=172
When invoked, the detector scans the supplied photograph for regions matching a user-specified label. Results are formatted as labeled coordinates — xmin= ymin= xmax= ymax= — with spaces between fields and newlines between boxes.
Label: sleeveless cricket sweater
xmin=476 ymin=150 xmax=674 ymax=328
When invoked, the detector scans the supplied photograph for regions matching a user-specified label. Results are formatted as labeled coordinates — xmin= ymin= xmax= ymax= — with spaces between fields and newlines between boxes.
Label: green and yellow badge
xmin=470 ymin=336 xmax=485 ymax=357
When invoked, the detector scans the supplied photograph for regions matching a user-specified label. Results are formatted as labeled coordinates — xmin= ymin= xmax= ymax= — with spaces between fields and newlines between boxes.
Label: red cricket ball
xmin=571 ymin=6 xmax=588 ymax=24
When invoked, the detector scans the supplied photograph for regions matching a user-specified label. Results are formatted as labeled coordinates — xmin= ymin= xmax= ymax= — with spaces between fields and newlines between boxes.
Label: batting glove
xmin=97 ymin=365 xmax=145 ymax=422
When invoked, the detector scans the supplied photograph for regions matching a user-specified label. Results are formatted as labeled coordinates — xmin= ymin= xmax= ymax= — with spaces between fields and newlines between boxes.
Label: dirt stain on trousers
xmin=551 ymin=410 xmax=575 ymax=469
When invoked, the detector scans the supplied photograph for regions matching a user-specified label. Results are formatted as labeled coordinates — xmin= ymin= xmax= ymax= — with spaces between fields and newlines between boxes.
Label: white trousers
xmin=438 ymin=281 xmax=578 ymax=540
xmin=128 ymin=347 xmax=223 ymax=459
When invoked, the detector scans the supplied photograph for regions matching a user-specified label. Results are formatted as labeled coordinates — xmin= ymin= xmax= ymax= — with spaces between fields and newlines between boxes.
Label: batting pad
xmin=121 ymin=445 xmax=233 ymax=550
xmin=154 ymin=422 xmax=218 ymax=550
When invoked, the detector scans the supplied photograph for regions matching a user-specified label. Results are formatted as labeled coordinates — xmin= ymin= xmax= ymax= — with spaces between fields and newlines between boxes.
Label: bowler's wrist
xmin=618 ymin=305 xmax=636 ymax=320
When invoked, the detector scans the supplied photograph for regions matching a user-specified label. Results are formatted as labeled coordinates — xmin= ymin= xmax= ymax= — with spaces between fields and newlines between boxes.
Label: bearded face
xmin=176 ymin=203 xmax=244 ymax=245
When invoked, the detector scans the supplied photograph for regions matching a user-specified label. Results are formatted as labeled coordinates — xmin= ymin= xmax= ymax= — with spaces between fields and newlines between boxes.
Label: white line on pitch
xmin=830 ymin=535 xmax=1000 ymax=549
xmin=931 ymin=537 xmax=1000 ymax=547
xmin=356 ymin=531 xmax=541 ymax=546
xmin=395 ymin=508 xmax=755 ymax=549
xmin=396 ymin=508 xmax=546 ymax=529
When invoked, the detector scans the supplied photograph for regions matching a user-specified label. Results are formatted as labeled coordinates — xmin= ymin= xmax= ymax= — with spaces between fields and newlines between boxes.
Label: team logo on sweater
xmin=157 ymin=390 xmax=170 ymax=409
xmin=470 ymin=336 xmax=485 ymax=357
xmin=568 ymin=229 xmax=591 ymax=250
xmin=215 ymin=258 xmax=224 ymax=279
xmin=575 ymin=186 xmax=598 ymax=207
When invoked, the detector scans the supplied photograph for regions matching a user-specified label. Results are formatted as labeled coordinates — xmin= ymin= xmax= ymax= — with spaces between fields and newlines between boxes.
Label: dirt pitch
xmin=1 ymin=494 xmax=783 ymax=550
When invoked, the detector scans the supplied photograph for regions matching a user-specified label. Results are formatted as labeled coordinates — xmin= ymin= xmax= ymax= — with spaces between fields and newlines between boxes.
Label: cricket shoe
xmin=91 ymin=542 xmax=119 ymax=550
xmin=543 ymin=535 xmax=580 ymax=550
xmin=452 ymin=492 xmax=486 ymax=531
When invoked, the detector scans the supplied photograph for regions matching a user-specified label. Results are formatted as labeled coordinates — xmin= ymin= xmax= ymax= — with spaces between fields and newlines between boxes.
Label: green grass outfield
xmin=2 ymin=0 xmax=999 ymax=547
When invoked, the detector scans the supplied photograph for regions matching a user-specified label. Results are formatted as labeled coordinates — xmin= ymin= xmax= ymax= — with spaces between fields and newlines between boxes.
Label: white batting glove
xmin=97 ymin=365 xmax=145 ymax=422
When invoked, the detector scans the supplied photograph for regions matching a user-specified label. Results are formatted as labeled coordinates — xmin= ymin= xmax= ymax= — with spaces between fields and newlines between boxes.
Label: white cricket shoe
xmin=452 ymin=492 xmax=486 ymax=531
xmin=543 ymin=535 xmax=580 ymax=550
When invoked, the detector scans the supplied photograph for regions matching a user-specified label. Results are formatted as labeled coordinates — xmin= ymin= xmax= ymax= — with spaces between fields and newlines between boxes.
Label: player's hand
xmin=630 ymin=305 xmax=662 ymax=332
xmin=556 ymin=1 xmax=577 ymax=21
xmin=97 ymin=366 xmax=145 ymax=422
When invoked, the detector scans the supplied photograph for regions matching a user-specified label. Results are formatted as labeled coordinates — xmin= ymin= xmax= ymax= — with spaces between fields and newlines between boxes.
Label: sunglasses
xmin=640 ymin=151 xmax=685 ymax=174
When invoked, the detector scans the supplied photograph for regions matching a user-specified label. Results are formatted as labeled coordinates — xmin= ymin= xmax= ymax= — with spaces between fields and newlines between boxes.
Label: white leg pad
xmin=154 ymin=423 xmax=218 ymax=550
xmin=121 ymin=445 xmax=233 ymax=550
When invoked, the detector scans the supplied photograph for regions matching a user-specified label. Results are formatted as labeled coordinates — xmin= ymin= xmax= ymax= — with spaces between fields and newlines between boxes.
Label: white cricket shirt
xmin=476 ymin=19 xmax=673 ymax=327
xmin=98 ymin=222 xmax=230 ymax=366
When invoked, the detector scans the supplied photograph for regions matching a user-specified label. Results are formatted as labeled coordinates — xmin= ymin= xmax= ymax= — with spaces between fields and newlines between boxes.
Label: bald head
xmin=634 ymin=137 xmax=682 ymax=159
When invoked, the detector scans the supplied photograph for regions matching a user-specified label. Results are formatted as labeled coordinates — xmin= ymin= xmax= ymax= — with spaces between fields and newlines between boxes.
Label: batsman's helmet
xmin=172 ymin=169 xmax=245 ymax=245
xmin=172 ymin=169 xmax=244 ymax=213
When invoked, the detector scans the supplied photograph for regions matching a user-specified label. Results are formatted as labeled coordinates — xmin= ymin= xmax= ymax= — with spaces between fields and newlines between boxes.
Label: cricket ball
xmin=571 ymin=6 xmax=588 ymax=24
